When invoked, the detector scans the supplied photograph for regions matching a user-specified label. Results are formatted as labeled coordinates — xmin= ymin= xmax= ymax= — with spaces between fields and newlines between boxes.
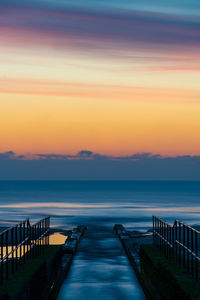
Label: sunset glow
xmin=0 ymin=0 xmax=200 ymax=157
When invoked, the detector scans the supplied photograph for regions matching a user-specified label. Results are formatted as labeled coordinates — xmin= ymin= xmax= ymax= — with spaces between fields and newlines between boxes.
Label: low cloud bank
xmin=0 ymin=150 xmax=200 ymax=180
xmin=0 ymin=150 xmax=195 ymax=161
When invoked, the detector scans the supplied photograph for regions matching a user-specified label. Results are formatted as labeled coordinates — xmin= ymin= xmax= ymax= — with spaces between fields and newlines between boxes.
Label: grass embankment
xmin=140 ymin=245 xmax=200 ymax=300
xmin=0 ymin=245 xmax=61 ymax=299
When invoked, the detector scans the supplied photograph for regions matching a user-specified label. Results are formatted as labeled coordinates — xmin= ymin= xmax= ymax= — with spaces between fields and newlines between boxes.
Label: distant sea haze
xmin=0 ymin=180 xmax=200 ymax=229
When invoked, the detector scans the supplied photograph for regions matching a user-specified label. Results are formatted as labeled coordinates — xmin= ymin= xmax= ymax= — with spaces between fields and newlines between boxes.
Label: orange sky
xmin=0 ymin=3 xmax=200 ymax=157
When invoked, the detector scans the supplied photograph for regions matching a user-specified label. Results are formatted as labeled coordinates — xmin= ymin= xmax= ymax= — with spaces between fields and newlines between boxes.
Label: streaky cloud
xmin=1 ymin=4 xmax=200 ymax=52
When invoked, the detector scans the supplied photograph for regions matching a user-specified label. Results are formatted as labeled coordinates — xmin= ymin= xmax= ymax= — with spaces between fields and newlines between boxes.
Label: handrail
xmin=153 ymin=216 xmax=200 ymax=281
xmin=0 ymin=219 xmax=30 ymax=236
xmin=175 ymin=240 xmax=200 ymax=262
xmin=0 ymin=237 xmax=29 ymax=263
xmin=0 ymin=216 xmax=50 ymax=286
xmin=154 ymin=231 xmax=173 ymax=248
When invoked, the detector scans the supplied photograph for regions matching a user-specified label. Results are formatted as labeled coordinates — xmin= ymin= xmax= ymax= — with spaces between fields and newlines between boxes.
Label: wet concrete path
xmin=57 ymin=226 xmax=146 ymax=300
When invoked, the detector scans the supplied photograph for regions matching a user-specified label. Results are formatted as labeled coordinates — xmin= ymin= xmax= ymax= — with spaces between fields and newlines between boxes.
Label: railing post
xmin=191 ymin=228 xmax=194 ymax=278
xmin=28 ymin=221 xmax=31 ymax=259
xmin=153 ymin=216 xmax=155 ymax=245
xmin=172 ymin=224 xmax=174 ymax=259
xmin=161 ymin=221 xmax=163 ymax=254
xmin=41 ymin=219 xmax=43 ymax=248
xmin=6 ymin=230 xmax=8 ymax=280
xmin=187 ymin=226 xmax=190 ymax=272
xmin=166 ymin=224 xmax=169 ymax=258
xmin=183 ymin=224 xmax=185 ymax=267
xmin=1 ymin=233 xmax=3 ymax=286
xmin=29 ymin=223 xmax=31 ymax=259
xmin=36 ymin=224 xmax=37 ymax=256
xmin=195 ymin=231 xmax=198 ymax=281
xmin=23 ymin=222 xmax=26 ymax=262
xmin=11 ymin=227 xmax=14 ymax=274
xmin=158 ymin=219 xmax=160 ymax=249
xmin=48 ymin=217 xmax=50 ymax=246
xmin=179 ymin=222 xmax=181 ymax=265
xmin=33 ymin=225 xmax=37 ymax=257
xmin=166 ymin=223 xmax=167 ymax=258
xmin=156 ymin=217 xmax=158 ymax=246
xmin=175 ymin=221 xmax=178 ymax=262
xmin=40 ymin=221 xmax=42 ymax=253
xmin=15 ymin=225 xmax=18 ymax=271
xmin=164 ymin=222 xmax=166 ymax=256
xmin=26 ymin=221 xmax=28 ymax=258
xmin=19 ymin=223 xmax=22 ymax=264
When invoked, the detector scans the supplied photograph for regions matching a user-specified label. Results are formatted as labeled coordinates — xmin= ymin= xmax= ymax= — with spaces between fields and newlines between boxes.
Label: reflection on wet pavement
xmin=57 ymin=225 xmax=146 ymax=300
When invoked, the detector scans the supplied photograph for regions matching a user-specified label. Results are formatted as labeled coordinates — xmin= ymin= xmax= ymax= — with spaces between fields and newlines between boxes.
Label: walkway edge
xmin=114 ymin=224 xmax=157 ymax=300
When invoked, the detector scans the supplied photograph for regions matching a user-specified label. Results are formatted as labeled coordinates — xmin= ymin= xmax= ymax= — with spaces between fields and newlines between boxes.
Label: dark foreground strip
xmin=0 ymin=225 xmax=86 ymax=300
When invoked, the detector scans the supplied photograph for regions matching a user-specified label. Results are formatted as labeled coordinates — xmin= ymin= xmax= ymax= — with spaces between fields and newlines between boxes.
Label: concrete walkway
xmin=57 ymin=225 xmax=146 ymax=300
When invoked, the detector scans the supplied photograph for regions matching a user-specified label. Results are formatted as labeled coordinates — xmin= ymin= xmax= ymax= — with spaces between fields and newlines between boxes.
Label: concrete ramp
xmin=57 ymin=226 xmax=146 ymax=300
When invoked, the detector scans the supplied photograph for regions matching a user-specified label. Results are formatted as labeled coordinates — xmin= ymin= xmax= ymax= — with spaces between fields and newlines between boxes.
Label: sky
xmin=0 ymin=1 xmax=200 ymax=179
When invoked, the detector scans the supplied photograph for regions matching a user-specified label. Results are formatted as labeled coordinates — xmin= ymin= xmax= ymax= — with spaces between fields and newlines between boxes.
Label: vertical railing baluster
xmin=48 ymin=217 xmax=50 ymax=246
xmin=36 ymin=223 xmax=38 ymax=255
xmin=166 ymin=223 xmax=168 ymax=257
xmin=6 ymin=230 xmax=8 ymax=280
xmin=170 ymin=225 xmax=172 ymax=259
xmin=164 ymin=222 xmax=166 ymax=256
xmin=156 ymin=218 xmax=158 ymax=246
xmin=179 ymin=222 xmax=181 ymax=265
xmin=19 ymin=223 xmax=22 ymax=264
xmin=15 ymin=225 xmax=18 ymax=271
xmin=183 ymin=224 xmax=185 ymax=267
xmin=45 ymin=218 xmax=47 ymax=247
xmin=39 ymin=221 xmax=41 ymax=252
xmin=191 ymin=228 xmax=194 ymax=278
xmin=29 ymin=222 xmax=31 ymax=259
xmin=23 ymin=222 xmax=26 ymax=261
xmin=42 ymin=219 xmax=44 ymax=249
xmin=26 ymin=221 xmax=28 ymax=258
xmin=153 ymin=216 xmax=154 ymax=245
xmin=11 ymin=227 xmax=14 ymax=274
xmin=172 ymin=224 xmax=174 ymax=259
xmin=38 ymin=222 xmax=39 ymax=254
xmin=187 ymin=226 xmax=190 ymax=272
xmin=195 ymin=231 xmax=198 ymax=281
xmin=1 ymin=233 xmax=3 ymax=286
xmin=175 ymin=221 xmax=178 ymax=262
xmin=34 ymin=224 xmax=36 ymax=257
xmin=162 ymin=221 xmax=163 ymax=254
xmin=159 ymin=219 xmax=161 ymax=249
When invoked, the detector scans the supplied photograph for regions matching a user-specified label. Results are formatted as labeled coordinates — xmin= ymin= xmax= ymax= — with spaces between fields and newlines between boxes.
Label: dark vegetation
xmin=140 ymin=244 xmax=200 ymax=300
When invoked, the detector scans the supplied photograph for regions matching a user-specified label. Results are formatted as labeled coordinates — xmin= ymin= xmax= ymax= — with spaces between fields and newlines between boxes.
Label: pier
xmin=57 ymin=225 xmax=145 ymax=300
xmin=1 ymin=217 xmax=200 ymax=300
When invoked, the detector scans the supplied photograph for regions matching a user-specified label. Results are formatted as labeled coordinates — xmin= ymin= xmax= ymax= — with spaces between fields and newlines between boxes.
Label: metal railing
xmin=0 ymin=216 xmax=50 ymax=286
xmin=153 ymin=216 xmax=200 ymax=281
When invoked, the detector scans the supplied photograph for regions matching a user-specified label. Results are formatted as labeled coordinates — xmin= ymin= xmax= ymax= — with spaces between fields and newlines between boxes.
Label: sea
xmin=0 ymin=180 xmax=200 ymax=300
